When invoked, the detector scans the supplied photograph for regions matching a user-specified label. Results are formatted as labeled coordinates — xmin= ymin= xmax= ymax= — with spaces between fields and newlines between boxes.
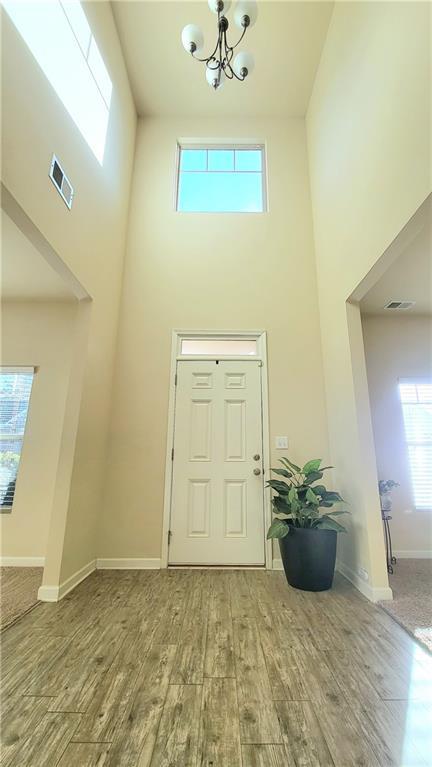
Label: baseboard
xmin=336 ymin=559 xmax=393 ymax=603
xmin=393 ymin=550 xmax=432 ymax=559
xmin=38 ymin=559 xmax=96 ymax=602
xmin=0 ymin=556 xmax=45 ymax=567
xmin=273 ymin=557 xmax=392 ymax=601
xmin=96 ymin=558 xmax=161 ymax=569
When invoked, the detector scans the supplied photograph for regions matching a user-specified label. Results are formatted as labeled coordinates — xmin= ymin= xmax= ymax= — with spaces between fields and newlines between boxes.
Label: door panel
xmin=169 ymin=360 xmax=264 ymax=565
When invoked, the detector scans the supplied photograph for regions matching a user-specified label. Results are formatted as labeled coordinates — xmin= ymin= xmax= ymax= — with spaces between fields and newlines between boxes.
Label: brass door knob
xmin=253 ymin=468 xmax=261 ymax=476
xmin=253 ymin=454 xmax=260 ymax=461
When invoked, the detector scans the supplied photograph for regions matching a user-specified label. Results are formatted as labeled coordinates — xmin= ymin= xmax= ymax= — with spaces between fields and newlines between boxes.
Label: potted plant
xmin=378 ymin=479 xmax=399 ymax=513
xmin=266 ymin=457 xmax=349 ymax=591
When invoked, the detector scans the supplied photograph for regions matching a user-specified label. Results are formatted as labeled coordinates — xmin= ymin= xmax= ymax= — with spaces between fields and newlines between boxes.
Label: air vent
xmin=49 ymin=154 xmax=74 ymax=209
xmin=384 ymin=300 xmax=415 ymax=310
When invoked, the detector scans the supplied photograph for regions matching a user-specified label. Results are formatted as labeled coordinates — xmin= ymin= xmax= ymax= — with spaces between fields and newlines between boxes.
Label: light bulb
xmin=208 ymin=0 xmax=232 ymax=14
xmin=234 ymin=1 xmax=258 ymax=29
xmin=233 ymin=51 xmax=254 ymax=79
xmin=206 ymin=65 xmax=226 ymax=90
xmin=181 ymin=24 xmax=204 ymax=54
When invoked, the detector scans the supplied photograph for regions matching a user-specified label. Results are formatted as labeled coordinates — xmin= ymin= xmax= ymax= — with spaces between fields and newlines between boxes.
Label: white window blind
xmin=0 ymin=369 xmax=34 ymax=509
xmin=399 ymin=380 xmax=432 ymax=510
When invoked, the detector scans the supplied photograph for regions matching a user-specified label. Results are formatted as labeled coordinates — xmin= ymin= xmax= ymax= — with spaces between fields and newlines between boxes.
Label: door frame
xmin=161 ymin=329 xmax=272 ymax=569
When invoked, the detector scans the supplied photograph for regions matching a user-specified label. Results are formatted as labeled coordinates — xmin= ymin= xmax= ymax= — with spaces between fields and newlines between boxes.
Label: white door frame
xmin=161 ymin=330 xmax=272 ymax=569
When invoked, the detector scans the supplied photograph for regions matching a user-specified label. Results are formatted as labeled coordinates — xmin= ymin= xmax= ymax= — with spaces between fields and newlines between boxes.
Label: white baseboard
xmin=0 ymin=556 xmax=45 ymax=567
xmin=38 ymin=559 xmax=96 ymax=602
xmin=393 ymin=550 xmax=432 ymax=559
xmin=336 ymin=559 xmax=393 ymax=603
xmin=96 ymin=558 xmax=161 ymax=570
xmin=273 ymin=557 xmax=392 ymax=602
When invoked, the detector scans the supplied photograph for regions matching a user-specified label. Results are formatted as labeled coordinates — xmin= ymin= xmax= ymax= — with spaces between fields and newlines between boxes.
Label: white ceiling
xmin=360 ymin=218 xmax=432 ymax=316
xmin=1 ymin=211 xmax=75 ymax=301
xmin=112 ymin=1 xmax=334 ymax=117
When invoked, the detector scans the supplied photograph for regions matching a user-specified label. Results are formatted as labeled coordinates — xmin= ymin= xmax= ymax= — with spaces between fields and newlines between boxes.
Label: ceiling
xmin=360 ymin=217 xmax=432 ymax=316
xmin=112 ymin=1 xmax=334 ymax=117
xmin=1 ymin=211 xmax=75 ymax=301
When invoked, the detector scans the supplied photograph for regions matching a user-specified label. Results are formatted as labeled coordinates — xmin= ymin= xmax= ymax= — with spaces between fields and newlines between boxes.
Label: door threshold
xmin=168 ymin=564 xmax=266 ymax=569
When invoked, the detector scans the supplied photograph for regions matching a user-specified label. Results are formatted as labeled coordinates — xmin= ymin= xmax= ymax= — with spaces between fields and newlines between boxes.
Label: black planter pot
xmin=279 ymin=527 xmax=337 ymax=592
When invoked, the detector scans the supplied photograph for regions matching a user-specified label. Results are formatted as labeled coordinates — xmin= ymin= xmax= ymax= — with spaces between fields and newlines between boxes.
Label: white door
xmin=169 ymin=360 xmax=265 ymax=565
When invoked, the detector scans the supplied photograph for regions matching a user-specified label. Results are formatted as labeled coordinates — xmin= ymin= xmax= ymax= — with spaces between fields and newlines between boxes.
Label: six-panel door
xmin=169 ymin=360 xmax=265 ymax=565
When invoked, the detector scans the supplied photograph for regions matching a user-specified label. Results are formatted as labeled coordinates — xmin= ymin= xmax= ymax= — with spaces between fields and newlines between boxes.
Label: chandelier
xmin=181 ymin=1 xmax=258 ymax=91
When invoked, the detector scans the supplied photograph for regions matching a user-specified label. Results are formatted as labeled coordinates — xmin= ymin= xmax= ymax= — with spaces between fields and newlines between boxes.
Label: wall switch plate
xmin=275 ymin=436 xmax=288 ymax=449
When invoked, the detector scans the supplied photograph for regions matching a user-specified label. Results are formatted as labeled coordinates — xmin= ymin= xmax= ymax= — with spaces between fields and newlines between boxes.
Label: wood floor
xmin=1 ymin=569 xmax=431 ymax=767
xmin=0 ymin=567 xmax=43 ymax=631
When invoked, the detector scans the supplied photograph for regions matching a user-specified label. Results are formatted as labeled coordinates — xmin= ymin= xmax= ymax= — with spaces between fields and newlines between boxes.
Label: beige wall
xmin=0 ymin=302 xmax=77 ymax=559
xmin=1 ymin=2 xmax=136 ymax=586
xmin=363 ymin=314 xmax=432 ymax=555
xmin=99 ymin=116 xmax=330 ymax=559
xmin=307 ymin=1 xmax=430 ymax=595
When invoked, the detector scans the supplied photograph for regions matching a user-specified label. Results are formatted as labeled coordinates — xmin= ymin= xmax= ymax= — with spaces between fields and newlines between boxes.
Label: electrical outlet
xmin=275 ymin=436 xmax=288 ymax=449
xmin=357 ymin=567 xmax=369 ymax=582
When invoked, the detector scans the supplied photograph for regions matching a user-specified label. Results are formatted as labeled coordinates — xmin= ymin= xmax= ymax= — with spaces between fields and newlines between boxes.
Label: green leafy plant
xmin=266 ymin=457 xmax=349 ymax=539
xmin=378 ymin=479 xmax=399 ymax=495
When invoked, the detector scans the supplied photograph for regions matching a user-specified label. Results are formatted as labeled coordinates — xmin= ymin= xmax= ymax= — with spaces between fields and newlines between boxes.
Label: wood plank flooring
xmin=1 ymin=569 xmax=431 ymax=767
xmin=0 ymin=567 xmax=42 ymax=630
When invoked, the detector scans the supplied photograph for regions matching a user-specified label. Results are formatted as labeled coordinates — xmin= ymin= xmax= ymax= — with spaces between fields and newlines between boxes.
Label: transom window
xmin=0 ymin=369 xmax=34 ymax=511
xmin=181 ymin=339 xmax=258 ymax=356
xmin=399 ymin=380 xmax=432 ymax=510
xmin=2 ymin=0 xmax=112 ymax=164
xmin=176 ymin=144 xmax=266 ymax=213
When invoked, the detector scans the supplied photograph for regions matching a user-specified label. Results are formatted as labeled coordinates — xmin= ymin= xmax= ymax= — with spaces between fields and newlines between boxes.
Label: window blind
xmin=399 ymin=380 xmax=432 ymax=510
xmin=0 ymin=369 xmax=34 ymax=509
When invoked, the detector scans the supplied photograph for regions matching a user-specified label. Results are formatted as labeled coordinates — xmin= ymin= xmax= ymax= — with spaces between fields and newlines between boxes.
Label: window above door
xmin=181 ymin=338 xmax=258 ymax=357
xmin=176 ymin=143 xmax=267 ymax=213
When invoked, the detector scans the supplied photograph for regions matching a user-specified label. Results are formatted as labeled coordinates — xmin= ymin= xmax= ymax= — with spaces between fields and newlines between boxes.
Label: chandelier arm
xmin=191 ymin=35 xmax=222 ymax=63
xmin=217 ymin=24 xmax=224 ymax=85
xmin=191 ymin=24 xmax=223 ymax=64
xmin=222 ymin=61 xmax=234 ymax=79
xmin=227 ymin=25 xmax=247 ymax=52
xmin=225 ymin=60 xmax=245 ymax=82
xmin=223 ymin=30 xmax=235 ymax=65
xmin=207 ymin=57 xmax=221 ymax=70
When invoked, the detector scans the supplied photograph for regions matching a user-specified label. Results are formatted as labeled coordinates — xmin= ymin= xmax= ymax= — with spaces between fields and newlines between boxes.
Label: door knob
xmin=253 ymin=454 xmax=260 ymax=461
xmin=253 ymin=468 xmax=261 ymax=476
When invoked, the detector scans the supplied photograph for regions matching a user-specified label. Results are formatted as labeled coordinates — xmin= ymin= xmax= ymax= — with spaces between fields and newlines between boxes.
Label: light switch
xmin=275 ymin=436 xmax=288 ymax=449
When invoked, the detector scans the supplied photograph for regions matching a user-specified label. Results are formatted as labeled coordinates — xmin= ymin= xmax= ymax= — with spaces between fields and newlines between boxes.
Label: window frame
xmin=60 ymin=1 xmax=112 ymax=110
xmin=2 ymin=0 xmax=112 ymax=164
xmin=398 ymin=377 xmax=432 ymax=512
xmin=0 ymin=366 xmax=35 ymax=513
xmin=175 ymin=141 xmax=268 ymax=214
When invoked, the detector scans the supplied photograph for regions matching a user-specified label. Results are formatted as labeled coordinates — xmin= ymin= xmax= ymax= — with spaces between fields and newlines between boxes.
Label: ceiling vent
xmin=49 ymin=154 xmax=74 ymax=209
xmin=384 ymin=300 xmax=415 ymax=310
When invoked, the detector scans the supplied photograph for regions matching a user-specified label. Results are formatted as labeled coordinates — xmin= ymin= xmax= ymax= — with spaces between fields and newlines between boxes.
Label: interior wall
xmin=1 ymin=2 xmax=137 ymax=586
xmin=99 ymin=116 xmax=330 ymax=561
xmin=306 ymin=1 xmax=430 ymax=597
xmin=0 ymin=301 xmax=77 ymax=561
xmin=363 ymin=314 xmax=432 ymax=556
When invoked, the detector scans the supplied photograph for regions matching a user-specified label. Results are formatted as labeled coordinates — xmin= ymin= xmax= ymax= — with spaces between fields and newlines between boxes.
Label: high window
xmin=0 ymin=369 xmax=34 ymax=510
xmin=2 ymin=0 xmax=112 ymax=164
xmin=399 ymin=380 xmax=432 ymax=510
xmin=176 ymin=144 xmax=266 ymax=213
